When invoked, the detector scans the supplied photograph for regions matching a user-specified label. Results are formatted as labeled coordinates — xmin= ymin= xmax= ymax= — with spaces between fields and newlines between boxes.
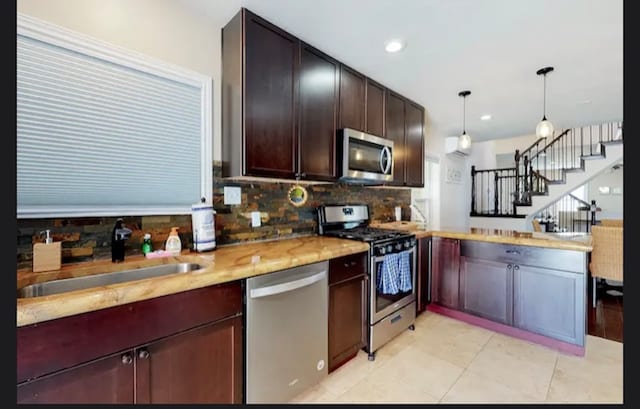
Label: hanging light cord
xmin=462 ymin=94 xmax=466 ymax=134
xmin=542 ymin=73 xmax=547 ymax=120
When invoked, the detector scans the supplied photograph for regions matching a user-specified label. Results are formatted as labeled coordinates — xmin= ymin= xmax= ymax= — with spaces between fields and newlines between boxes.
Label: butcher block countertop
xmin=371 ymin=221 xmax=593 ymax=252
xmin=16 ymin=236 xmax=369 ymax=327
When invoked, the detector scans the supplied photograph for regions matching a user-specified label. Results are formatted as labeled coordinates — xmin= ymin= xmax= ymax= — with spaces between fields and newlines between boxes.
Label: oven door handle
xmin=373 ymin=247 xmax=415 ymax=263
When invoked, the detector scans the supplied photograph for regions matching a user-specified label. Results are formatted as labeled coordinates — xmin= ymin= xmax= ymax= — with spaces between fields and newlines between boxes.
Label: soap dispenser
xmin=165 ymin=227 xmax=182 ymax=256
xmin=32 ymin=229 xmax=61 ymax=273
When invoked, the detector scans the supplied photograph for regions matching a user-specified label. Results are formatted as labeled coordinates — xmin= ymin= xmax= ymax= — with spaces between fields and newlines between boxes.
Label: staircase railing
xmin=531 ymin=192 xmax=599 ymax=233
xmin=470 ymin=121 xmax=622 ymax=217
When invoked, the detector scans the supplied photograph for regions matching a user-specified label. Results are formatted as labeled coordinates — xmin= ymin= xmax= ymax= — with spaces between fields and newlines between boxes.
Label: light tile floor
xmin=290 ymin=311 xmax=624 ymax=404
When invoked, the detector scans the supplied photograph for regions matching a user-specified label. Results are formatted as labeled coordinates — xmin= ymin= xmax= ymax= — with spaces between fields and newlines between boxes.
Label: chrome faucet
xmin=410 ymin=203 xmax=428 ymax=228
xmin=112 ymin=218 xmax=133 ymax=263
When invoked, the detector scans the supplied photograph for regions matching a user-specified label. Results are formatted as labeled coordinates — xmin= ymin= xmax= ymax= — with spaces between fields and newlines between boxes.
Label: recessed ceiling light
xmin=480 ymin=114 xmax=492 ymax=121
xmin=385 ymin=40 xmax=405 ymax=53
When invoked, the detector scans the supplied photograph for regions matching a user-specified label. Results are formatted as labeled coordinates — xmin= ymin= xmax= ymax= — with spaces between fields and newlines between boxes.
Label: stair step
xmin=546 ymin=179 xmax=566 ymax=185
xmin=470 ymin=213 xmax=526 ymax=219
xmin=602 ymin=139 xmax=623 ymax=146
xmin=564 ymin=167 xmax=585 ymax=173
xmin=580 ymin=154 xmax=605 ymax=160
xmin=530 ymin=191 xmax=548 ymax=196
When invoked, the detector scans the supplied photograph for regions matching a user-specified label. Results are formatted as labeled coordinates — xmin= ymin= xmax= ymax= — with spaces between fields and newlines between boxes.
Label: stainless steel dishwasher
xmin=245 ymin=261 xmax=328 ymax=403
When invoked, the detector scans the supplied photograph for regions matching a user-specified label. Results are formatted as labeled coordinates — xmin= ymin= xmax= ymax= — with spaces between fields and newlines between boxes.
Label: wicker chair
xmin=532 ymin=219 xmax=542 ymax=232
xmin=600 ymin=219 xmax=624 ymax=227
xmin=589 ymin=225 xmax=624 ymax=307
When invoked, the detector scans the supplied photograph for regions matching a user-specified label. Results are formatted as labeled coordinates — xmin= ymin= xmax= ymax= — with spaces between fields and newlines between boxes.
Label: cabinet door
xmin=459 ymin=257 xmax=513 ymax=325
xmin=385 ymin=91 xmax=406 ymax=186
xmin=136 ymin=315 xmax=243 ymax=404
xmin=404 ymin=101 xmax=425 ymax=187
xmin=328 ymin=275 xmax=367 ymax=372
xmin=338 ymin=65 xmax=365 ymax=131
xmin=244 ymin=11 xmax=298 ymax=178
xmin=17 ymin=351 xmax=134 ymax=404
xmin=298 ymin=42 xmax=339 ymax=180
xmin=513 ymin=265 xmax=585 ymax=346
xmin=431 ymin=237 xmax=460 ymax=309
xmin=365 ymin=78 xmax=385 ymax=137
xmin=416 ymin=238 xmax=430 ymax=314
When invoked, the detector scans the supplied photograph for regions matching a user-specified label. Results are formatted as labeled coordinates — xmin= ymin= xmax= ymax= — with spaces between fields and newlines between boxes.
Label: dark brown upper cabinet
xmin=385 ymin=91 xmax=406 ymax=186
xmin=298 ymin=42 xmax=339 ymax=181
xmin=222 ymin=9 xmax=338 ymax=181
xmin=338 ymin=65 xmax=366 ymax=132
xmin=222 ymin=8 xmax=424 ymax=184
xmin=405 ymin=100 xmax=425 ymax=186
xmin=222 ymin=9 xmax=298 ymax=179
xmin=365 ymin=78 xmax=386 ymax=137
xmin=385 ymin=90 xmax=425 ymax=187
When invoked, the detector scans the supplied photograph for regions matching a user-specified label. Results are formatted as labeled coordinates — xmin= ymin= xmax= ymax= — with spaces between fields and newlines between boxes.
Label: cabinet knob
xmin=514 ymin=265 xmax=520 ymax=270
xmin=138 ymin=349 xmax=150 ymax=359
xmin=507 ymin=264 xmax=513 ymax=269
xmin=121 ymin=353 xmax=133 ymax=365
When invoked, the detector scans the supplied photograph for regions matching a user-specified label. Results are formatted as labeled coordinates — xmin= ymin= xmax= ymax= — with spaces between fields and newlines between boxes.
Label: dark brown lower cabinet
xmin=431 ymin=237 xmax=461 ymax=309
xmin=416 ymin=238 xmax=431 ymax=314
xmin=17 ymin=351 xmax=134 ymax=404
xmin=328 ymin=252 xmax=367 ymax=372
xmin=17 ymin=282 xmax=243 ymax=404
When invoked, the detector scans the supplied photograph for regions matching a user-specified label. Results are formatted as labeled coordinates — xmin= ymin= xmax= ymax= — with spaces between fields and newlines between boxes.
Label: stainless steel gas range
xmin=318 ymin=204 xmax=417 ymax=361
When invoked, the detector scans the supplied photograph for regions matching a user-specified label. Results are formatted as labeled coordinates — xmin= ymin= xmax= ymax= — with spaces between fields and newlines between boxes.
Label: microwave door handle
xmin=380 ymin=146 xmax=392 ymax=174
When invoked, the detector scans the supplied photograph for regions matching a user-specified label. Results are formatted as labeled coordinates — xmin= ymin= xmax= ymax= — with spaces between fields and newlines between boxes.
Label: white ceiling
xmin=179 ymin=0 xmax=623 ymax=142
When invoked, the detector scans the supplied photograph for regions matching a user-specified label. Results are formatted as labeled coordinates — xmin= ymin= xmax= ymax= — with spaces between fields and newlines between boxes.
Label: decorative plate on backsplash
xmin=287 ymin=185 xmax=308 ymax=207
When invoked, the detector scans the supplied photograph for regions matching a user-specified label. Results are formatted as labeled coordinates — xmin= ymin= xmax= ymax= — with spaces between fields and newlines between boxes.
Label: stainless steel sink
xmin=18 ymin=262 xmax=203 ymax=298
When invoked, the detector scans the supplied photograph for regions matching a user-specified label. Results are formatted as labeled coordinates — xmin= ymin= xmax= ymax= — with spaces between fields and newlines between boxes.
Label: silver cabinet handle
xmin=138 ymin=349 xmax=150 ymax=359
xmin=121 ymin=353 xmax=133 ymax=365
xmin=506 ymin=249 xmax=520 ymax=255
xmin=250 ymin=271 xmax=326 ymax=299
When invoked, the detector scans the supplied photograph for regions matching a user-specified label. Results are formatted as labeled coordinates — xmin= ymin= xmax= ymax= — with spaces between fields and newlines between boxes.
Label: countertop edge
xmin=17 ymin=237 xmax=369 ymax=327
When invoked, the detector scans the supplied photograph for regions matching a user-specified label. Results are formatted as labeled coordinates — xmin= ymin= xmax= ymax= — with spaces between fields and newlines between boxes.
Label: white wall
xmin=17 ymin=0 xmax=224 ymax=160
xmin=588 ymin=166 xmax=623 ymax=219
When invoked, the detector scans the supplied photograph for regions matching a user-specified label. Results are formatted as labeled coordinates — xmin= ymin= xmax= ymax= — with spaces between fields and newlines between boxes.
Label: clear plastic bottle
xmin=141 ymin=233 xmax=153 ymax=256
xmin=165 ymin=227 xmax=182 ymax=256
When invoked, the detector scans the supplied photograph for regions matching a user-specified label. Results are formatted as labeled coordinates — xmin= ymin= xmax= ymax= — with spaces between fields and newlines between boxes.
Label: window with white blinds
xmin=17 ymin=14 xmax=212 ymax=218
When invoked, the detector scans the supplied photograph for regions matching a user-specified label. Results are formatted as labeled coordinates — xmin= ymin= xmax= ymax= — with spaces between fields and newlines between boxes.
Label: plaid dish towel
xmin=377 ymin=253 xmax=400 ymax=295
xmin=398 ymin=250 xmax=412 ymax=292
xmin=376 ymin=251 xmax=413 ymax=295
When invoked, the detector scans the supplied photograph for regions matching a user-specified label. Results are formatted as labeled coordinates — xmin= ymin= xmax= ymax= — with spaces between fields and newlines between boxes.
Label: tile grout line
xmin=437 ymin=331 xmax=496 ymax=403
xmin=543 ymin=353 xmax=560 ymax=402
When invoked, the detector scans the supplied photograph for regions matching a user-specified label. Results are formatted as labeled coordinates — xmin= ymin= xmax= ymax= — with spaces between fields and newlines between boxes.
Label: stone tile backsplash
xmin=16 ymin=163 xmax=412 ymax=270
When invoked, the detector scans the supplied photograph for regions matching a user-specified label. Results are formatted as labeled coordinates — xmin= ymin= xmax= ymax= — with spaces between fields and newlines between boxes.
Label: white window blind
xmin=17 ymin=14 xmax=212 ymax=218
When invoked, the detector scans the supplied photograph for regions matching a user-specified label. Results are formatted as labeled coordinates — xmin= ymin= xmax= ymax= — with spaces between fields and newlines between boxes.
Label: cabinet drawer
xmin=460 ymin=240 xmax=586 ymax=273
xmin=329 ymin=252 xmax=367 ymax=285
xmin=18 ymin=281 xmax=242 ymax=383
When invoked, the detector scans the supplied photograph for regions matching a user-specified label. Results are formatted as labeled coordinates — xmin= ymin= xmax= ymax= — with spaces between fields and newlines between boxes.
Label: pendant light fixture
xmin=535 ymin=66 xmax=554 ymax=138
xmin=458 ymin=90 xmax=471 ymax=149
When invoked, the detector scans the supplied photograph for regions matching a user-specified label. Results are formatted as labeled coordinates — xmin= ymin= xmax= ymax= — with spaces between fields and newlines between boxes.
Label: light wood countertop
xmin=17 ymin=236 xmax=369 ymax=327
xmin=371 ymin=221 xmax=592 ymax=252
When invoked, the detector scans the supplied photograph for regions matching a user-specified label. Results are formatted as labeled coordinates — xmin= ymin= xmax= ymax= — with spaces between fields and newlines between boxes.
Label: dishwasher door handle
xmin=249 ymin=270 xmax=326 ymax=299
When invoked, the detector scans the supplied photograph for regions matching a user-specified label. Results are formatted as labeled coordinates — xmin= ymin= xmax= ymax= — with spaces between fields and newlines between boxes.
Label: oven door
xmin=370 ymin=246 xmax=417 ymax=323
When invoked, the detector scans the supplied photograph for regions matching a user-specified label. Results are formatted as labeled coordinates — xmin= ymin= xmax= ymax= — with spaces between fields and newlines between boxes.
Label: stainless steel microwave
xmin=337 ymin=128 xmax=394 ymax=184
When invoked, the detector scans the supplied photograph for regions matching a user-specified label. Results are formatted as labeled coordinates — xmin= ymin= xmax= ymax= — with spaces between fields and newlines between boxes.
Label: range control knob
xmin=395 ymin=243 xmax=402 ymax=251
xmin=387 ymin=245 xmax=393 ymax=253
xmin=377 ymin=246 xmax=386 ymax=256
xmin=404 ymin=241 xmax=410 ymax=248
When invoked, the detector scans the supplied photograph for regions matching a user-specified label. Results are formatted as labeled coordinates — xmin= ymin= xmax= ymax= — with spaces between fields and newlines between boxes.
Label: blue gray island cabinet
xmin=430 ymin=237 xmax=589 ymax=355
